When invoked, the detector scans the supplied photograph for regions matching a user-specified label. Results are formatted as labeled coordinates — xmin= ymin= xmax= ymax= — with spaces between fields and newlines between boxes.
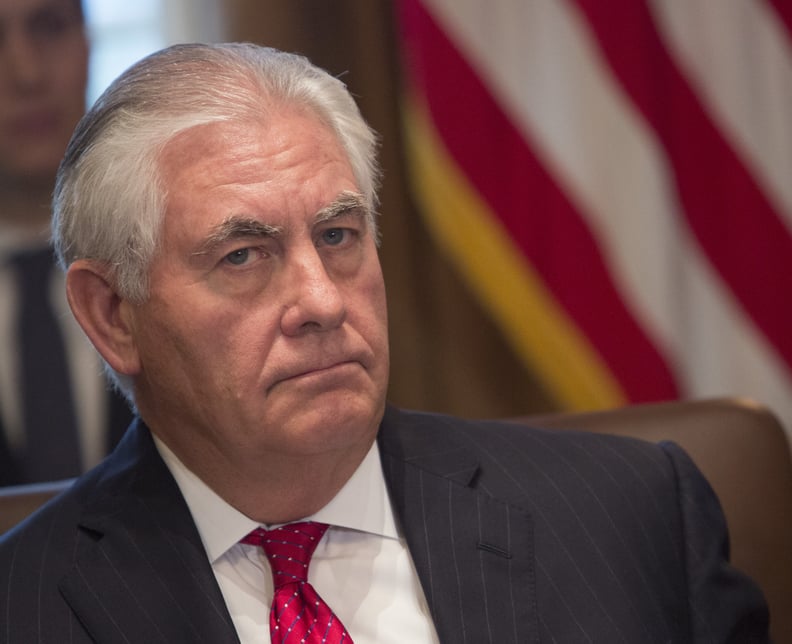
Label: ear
xmin=65 ymin=260 xmax=142 ymax=377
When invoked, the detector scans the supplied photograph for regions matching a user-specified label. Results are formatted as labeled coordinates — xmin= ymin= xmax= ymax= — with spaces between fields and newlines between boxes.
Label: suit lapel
xmin=58 ymin=421 xmax=239 ymax=643
xmin=56 ymin=408 xmax=539 ymax=643
xmin=379 ymin=407 xmax=539 ymax=644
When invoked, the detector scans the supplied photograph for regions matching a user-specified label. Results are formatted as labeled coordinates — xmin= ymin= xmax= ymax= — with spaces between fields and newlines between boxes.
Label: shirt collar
xmin=153 ymin=435 xmax=399 ymax=564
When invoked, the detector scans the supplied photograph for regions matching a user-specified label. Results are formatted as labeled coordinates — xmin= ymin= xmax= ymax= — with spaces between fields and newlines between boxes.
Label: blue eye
xmin=225 ymin=248 xmax=250 ymax=265
xmin=322 ymin=228 xmax=347 ymax=246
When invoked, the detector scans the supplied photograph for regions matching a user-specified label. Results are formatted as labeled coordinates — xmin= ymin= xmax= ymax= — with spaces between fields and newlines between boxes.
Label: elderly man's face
xmin=0 ymin=0 xmax=88 ymax=185
xmin=124 ymin=111 xmax=389 ymax=469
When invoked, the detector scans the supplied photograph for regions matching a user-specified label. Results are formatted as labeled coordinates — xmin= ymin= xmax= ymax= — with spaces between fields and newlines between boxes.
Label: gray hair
xmin=52 ymin=42 xmax=381 ymax=398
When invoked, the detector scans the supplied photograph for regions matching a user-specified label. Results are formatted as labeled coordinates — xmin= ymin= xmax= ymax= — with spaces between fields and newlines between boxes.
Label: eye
xmin=320 ymin=228 xmax=351 ymax=246
xmin=224 ymin=248 xmax=251 ymax=266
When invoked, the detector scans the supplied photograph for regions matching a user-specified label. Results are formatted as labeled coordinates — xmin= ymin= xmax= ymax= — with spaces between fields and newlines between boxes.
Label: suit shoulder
xmin=386 ymin=405 xmax=667 ymax=458
xmin=381 ymin=406 xmax=685 ymax=505
xmin=0 ymin=451 xmax=130 ymax=563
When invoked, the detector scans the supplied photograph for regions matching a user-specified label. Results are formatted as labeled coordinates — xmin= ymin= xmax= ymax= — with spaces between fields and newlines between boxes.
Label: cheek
xmin=143 ymin=295 xmax=284 ymax=392
xmin=355 ymin=265 xmax=389 ymax=350
xmin=133 ymin=295 xmax=220 ymax=375
xmin=366 ymin=257 xmax=389 ymax=318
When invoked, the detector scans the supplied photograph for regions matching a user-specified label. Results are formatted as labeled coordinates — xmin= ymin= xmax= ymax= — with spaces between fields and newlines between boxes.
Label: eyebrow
xmin=315 ymin=191 xmax=369 ymax=224
xmin=190 ymin=191 xmax=369 ymax=258
xmin=191 ymin=218 xmax=282 ymax=258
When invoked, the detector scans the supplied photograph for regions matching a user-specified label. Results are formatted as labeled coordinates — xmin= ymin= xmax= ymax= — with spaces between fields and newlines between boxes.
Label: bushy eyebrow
xmin=315 ymin=191 xmax=369 ymax=224
xmin=190 ymin=191 xmax=369 ymax=258
xmin=192 ymin=218 xmax=282 ymax=257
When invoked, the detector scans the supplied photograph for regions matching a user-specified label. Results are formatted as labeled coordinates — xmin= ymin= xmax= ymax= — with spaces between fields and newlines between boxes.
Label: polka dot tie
xmin=241 ymin=521 xmax=352 ymax=643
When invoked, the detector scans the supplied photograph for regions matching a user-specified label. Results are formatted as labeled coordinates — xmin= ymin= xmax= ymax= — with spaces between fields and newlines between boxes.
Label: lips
xmin=293 ymin=360 xmax=354 ymax=378
xmin=285 ymin=360 xmax=359 ymax=382
xmin=267 ymin=355 xmax=369 ymax=393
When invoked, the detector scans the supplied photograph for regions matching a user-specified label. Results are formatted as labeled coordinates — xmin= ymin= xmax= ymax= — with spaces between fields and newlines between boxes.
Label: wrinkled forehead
xmin=156 ymin=114 xmax=359 ymax=237
xmin=158 ymin=109 xmax=351 ymax=189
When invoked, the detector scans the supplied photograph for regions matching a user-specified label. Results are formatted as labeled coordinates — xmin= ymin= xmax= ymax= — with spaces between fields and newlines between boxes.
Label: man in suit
xmin=0 ymin=0 xmax=131 ymax=484
xmin=0 ymin=42 xmax=769 ymax=643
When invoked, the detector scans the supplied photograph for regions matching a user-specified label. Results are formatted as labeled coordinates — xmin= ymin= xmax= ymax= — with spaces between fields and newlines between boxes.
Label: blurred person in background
xmin=0 ymin=0 xmax=131 ymax=484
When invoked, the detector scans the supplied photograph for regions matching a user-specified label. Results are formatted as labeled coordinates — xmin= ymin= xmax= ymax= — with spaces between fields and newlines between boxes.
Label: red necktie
xmin=241 ymin=521 xmax=353 ymax=643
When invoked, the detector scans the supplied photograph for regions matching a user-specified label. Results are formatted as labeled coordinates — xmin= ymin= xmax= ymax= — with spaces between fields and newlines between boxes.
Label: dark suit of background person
xmin=0 ymin=0 xmax=132 ymax=484
xmin=0 ymin=42 xmax=769 ymax=643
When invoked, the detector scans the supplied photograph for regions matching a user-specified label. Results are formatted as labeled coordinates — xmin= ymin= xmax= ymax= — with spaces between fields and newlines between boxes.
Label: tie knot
xmin=242 ymin=521 xmax=328 ymax=588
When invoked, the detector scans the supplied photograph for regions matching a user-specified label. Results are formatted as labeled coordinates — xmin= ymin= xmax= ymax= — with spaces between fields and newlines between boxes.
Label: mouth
xmin=268 ymin=360 xmax=364 ymax=393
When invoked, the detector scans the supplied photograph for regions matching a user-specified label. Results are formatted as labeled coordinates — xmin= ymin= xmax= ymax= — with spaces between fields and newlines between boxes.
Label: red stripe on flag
xmin=398 ymin=0 xmax=679 ymax=402
xmin=766 ymin=0 xmax=792 ymax=41
xmin=574 ymin=0 xmax=792 ymax=373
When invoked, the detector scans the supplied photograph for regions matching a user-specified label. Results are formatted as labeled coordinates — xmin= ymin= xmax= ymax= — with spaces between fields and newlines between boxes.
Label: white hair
xmin=52 ymin=42 xmax=381 ymax=399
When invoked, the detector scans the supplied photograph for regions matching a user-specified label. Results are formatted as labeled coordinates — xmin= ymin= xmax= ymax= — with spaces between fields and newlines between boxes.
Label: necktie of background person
xmin=12 ymin=247 xmax=82 ymax=482
xmin=241 ymin=521 xmax=353 ymax=644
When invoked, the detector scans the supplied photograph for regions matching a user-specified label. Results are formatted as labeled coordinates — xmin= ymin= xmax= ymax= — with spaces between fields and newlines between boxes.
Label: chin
xmin=275 ymin=392 xmax=384 ymax=452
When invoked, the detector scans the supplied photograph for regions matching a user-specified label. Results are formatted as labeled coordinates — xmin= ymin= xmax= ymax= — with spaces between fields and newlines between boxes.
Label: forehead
xmin=158 ymin=112 xmax=358 ymax=230
xmin=161 ymin=112 xmax=351 ymax=188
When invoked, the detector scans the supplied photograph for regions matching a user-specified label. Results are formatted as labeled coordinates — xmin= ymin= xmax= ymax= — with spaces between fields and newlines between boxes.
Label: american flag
xmin=397 ymin=0 xmax=792 ymax=439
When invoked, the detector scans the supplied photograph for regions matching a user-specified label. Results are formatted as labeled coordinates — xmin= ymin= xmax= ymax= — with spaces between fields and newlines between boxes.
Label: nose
xmin=279 ymin=246 xmax=347 ymax=336
xmin=2 ymin=30 xmax=47 ymax=91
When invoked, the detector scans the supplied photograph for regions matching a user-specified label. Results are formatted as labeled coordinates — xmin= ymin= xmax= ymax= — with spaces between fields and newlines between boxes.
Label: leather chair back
xmin=515 ymin=397 xmax=792 ymax=644
xmin=0 ymin=479 xmax=73 ymax=533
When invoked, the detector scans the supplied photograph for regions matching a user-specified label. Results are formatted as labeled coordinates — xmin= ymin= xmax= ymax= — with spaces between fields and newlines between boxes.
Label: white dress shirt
xmin=155 ymin=436 xmax=440 ymax=644
xmin=0 ymin=224 xmax=106 ymax=467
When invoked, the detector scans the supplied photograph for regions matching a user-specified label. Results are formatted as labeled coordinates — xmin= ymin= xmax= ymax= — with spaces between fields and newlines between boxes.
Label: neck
xmin=228 ymin=446 xmax=372 ymax=524
xmin=159 ymin=426 xmax=375 ymax=525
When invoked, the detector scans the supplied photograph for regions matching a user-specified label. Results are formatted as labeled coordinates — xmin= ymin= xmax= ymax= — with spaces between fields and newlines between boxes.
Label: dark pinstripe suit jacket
xmin=0 ymin=406 xmax=769 ymax=643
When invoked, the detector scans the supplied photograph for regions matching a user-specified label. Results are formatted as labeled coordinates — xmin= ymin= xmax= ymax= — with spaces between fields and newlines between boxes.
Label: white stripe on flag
xmin=418 ymin=0 xmax=792 ymax=434
xmin=650 ymin=0 xmax=792 ymax=229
